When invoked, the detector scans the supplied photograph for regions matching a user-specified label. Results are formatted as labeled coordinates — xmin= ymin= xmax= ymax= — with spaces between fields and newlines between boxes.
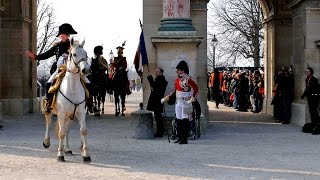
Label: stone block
xmin=130 ymin=108 xmax=154 ymax=139
xmin=291 ymin=103 xmax=308 ymax=126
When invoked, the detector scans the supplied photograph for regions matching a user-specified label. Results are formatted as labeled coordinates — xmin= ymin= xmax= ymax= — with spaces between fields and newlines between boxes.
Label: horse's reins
xmin=58 ymin=89 xmax=86 ymax=120
xmin=58 ymin=47 xmax=87 ymax=120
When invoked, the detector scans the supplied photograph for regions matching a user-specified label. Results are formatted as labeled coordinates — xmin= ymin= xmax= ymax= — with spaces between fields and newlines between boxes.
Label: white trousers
xmin=175 ymin=91 xmax=193 ymax=119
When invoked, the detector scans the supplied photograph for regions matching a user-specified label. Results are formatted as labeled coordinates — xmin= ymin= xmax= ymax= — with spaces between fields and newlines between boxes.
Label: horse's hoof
xmin=43 ymin=142 xmax=50 ymax=148
xmin=121 ymin=113 xmax=125 ymax=116
xmin=83 ymin=156 xmax=91 ymax=163
xmin=57 ymin=156 xmax=65 ymax=162
xmin=115 ymin=112 xmax=119 ymax=116
xmin=65 ymin=150 xmax=73 ymax=155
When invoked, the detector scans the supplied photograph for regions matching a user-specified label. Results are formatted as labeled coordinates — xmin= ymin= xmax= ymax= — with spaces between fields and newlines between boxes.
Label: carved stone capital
xmin=264 ymin=16 xmax=292 ymax=28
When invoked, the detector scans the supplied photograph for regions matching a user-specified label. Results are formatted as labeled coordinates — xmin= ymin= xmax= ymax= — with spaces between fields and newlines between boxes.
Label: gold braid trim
xmin=49 ymin=65 xmax=67 ymax=108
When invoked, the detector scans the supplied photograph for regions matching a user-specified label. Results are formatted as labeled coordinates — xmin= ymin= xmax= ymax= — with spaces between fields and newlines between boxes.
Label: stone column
xmin=289 ymin=0 xmax=320 ymax=125
xmin=148 ymin=0 xmax=208 ymax=130
xmin=158 ymin=0 xmax=196 ymax=35
xmin=0 ymin=0 xmax=4 ymax=116
xmin=263 ymin=17 xmax=292 ymax=117
xmin=0 ymin=0 xmax=38 ymax=115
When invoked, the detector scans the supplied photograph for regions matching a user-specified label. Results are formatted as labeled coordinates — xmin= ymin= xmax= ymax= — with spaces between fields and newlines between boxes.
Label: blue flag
xmin=134 ymin=30 xmax=149 ymax=77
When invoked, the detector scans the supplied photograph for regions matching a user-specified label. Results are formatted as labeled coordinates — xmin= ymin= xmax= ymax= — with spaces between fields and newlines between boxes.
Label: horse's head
xmin=67 ymin=38 xmax=90 ymax=75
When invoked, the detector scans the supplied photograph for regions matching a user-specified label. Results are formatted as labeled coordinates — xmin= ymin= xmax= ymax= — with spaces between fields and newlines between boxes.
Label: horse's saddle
xmin=49 ymin=65 xmax=89 ymax=108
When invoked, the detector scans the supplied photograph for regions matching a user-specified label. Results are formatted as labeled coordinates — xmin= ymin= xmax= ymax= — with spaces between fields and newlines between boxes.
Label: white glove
xmin=186 ymin=96 xmax=195 ymax=104
xmin=161 ymin=96 xmax=169 ymax=103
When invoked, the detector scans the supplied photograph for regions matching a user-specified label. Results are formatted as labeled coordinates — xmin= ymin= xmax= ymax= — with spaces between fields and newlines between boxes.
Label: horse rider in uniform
xmin=162 ymin=60 xmax=199 ymax=144
xmin=111 ymin=42 xmax=131 ymax=95
xmin=89 ymin=46 xmax=109 ymax=111
xmin=25 ymin=23 xmax=98 ymax=114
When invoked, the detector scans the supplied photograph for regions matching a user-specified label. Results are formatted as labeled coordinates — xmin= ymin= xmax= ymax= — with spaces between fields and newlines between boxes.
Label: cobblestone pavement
xmin=1 ymin=91 xmax=320 ymax=180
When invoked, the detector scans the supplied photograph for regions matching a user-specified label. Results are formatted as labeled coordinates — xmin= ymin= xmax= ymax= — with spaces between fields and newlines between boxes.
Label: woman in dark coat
xmin=147 ymin=68 xmax=168 ymax=137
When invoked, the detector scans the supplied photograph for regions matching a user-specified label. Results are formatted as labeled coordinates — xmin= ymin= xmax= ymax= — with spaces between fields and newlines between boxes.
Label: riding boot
xmin=174 ymin=119 xmax=182 ymax=143
xmin=45 ymin=83 xmax=54 ymax=113
xmin=85 ymin=83 xmax=99 ymax=114
xmin=179 ymin=118 xmax=189 ymax=144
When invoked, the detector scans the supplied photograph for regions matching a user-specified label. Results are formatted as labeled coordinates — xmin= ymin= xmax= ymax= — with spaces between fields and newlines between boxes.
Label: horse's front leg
xmin=64 ymin=119 xmax=73 ymax=155
xmin=43 ymin=113 xmax=52 ymax=148
xmin=101 ymin=101 xmax=105 ymax=114
xmin=114 ymin=93 xmax=120 ymax=116
xmin=120 ymin=93 xmax=126 ymax=116
xmin=57 ymin=117 xmax=66 ymax=162
xmin=78 ymin=111 xmax=91 ymax=163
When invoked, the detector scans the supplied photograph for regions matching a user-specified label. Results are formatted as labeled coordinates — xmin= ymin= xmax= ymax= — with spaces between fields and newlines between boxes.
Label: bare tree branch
xmin=36 ymin=0 xmax=58 ymax=66
xmin=208 ymin=0 xmax=264 ymax=67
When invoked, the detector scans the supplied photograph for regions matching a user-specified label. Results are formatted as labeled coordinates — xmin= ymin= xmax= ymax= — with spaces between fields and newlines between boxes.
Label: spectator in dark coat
xmin=301 ymin=67 xmax=320 ymax=124
xmin=147 ymin=68 xmax=168 ymax=138
xmin=275 ymin=66 xmax=294 ymax=124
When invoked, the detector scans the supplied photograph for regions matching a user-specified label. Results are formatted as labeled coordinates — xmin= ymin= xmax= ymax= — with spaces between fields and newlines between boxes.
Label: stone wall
xmin=0 ymin=0 xmax=37 ymax=115
xmin=290 ymin=0 xmax=320 ymax=125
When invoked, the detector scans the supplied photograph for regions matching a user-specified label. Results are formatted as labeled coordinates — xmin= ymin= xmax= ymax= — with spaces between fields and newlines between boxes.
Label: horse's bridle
xmin=67 ymin=46 xmax=87 ymax=74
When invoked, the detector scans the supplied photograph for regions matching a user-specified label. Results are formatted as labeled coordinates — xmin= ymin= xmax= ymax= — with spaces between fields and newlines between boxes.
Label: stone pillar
xmin=0 ymin=0 xmax=4 ymax=115
xmin=0 ymin=0 xmax=38 ymax=115
xmin=158 ymin=0 xmax=196 ymax=35
xmin=289 ymin=0 xmax=320 ymax=125
xmin=263 ymin=16 xmax=292 ymax=117
xmin=148 ymin=0 xmax=208 ymax=130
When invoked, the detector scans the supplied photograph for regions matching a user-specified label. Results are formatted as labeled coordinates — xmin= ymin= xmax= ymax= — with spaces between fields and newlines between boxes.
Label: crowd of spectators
xmin=207 ymin=66 xmax=297 ymax=124
xmin=208 ymin=68 xmax=265 ymax=113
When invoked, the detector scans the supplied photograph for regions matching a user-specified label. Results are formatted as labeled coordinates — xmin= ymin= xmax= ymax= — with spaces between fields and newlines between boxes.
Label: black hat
xmin=56 ymin=23 xmax=77 ymax=37
xmin=176 ymin=60 xmax=189 ymax=74
xmin=94 ymin=46 xmax=103 ymax=55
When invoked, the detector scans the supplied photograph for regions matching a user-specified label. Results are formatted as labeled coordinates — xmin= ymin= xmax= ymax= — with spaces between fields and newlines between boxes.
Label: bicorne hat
xmin=56 ymin=23 xmax=78 ymax=37
xmin=176 ymin=60 xmax=189 ymax=75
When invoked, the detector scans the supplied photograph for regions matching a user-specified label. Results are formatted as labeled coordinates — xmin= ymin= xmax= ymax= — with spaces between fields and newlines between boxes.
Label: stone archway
xmin=1 ymin=0 xmax=320 ymax=127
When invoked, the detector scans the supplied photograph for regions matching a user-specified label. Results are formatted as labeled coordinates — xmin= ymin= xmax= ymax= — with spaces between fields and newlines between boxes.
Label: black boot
xmin=45 ymin=83 xmax=54 ymax=113
xmin=179 ymin=118 xmax=190 ymax=144
xmin=174 ymin=119 xmax=182 ymax=143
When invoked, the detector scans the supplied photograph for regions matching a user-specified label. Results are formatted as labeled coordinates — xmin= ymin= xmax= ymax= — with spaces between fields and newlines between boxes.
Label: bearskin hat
xmin=176 ymin=60 xmax=189 ymax=75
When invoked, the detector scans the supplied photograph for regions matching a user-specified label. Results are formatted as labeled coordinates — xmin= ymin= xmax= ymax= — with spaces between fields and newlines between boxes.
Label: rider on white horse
xmin=26 ymin=23 xmax=98 ymax=114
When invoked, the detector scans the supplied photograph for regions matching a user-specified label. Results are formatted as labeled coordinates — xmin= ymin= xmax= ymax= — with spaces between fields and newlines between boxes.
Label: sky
xmin=51 ymin=0 xmax=143 ymax=69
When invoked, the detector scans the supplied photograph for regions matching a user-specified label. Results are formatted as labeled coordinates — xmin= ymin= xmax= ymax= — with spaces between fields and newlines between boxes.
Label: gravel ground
xmin=1 ymin=91 xmax=320 ymax=180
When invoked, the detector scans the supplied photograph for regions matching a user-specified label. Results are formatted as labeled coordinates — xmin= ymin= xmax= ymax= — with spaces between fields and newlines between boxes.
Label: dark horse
xmin=89 ymin=60 xmax=110 ymax=116
xmin=111 ymin=70 xmax=128 ymax=116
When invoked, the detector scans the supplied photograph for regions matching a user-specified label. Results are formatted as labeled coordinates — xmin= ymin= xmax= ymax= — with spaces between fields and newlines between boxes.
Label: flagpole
xmin=139 ymin=19 xmax=150 ymax=74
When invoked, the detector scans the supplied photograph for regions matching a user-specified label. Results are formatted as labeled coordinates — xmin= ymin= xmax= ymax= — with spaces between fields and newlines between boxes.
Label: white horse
xmin=43 ymin=38 xmax=91 ymax=163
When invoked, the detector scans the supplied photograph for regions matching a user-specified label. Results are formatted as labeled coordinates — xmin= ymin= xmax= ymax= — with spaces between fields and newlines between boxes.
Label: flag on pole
xmin=133 ymin=30 xmax=149 ymax=77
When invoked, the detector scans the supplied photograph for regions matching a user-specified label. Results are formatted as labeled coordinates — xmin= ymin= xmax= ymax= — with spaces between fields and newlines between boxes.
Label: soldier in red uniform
xmin=162 ymin=60 xmax=199 ymax=144
xmin=111 ymin=44 xmax=131 ymax=95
